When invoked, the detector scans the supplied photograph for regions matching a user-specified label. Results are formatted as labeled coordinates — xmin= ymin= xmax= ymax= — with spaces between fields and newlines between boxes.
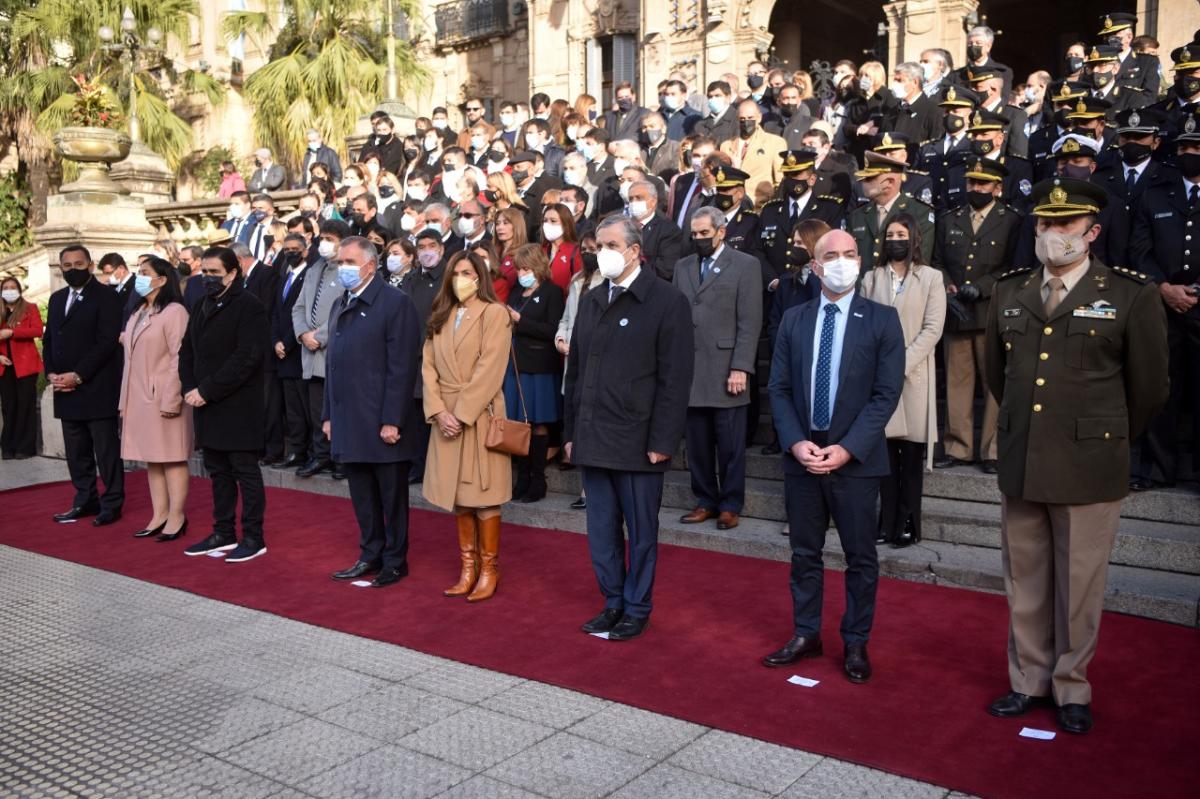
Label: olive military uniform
xmin=846 ymin=195 xmax=936 ymax=272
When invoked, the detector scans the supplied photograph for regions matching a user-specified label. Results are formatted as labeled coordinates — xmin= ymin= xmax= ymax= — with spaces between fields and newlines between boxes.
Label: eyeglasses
xmin=466 ymin=106 xmax=483 ymax=112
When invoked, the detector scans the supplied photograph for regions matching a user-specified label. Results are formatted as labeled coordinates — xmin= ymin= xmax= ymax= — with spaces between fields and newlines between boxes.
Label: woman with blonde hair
xmin=264 ymin=220 xmax=289 ymax=266
xmin=485 ymin=170 xmax=527 ymax=214
xmin=574 ymin=94 xmax=601 ymax=127
xmin=422 ymin=250 xmax=513 ymax=602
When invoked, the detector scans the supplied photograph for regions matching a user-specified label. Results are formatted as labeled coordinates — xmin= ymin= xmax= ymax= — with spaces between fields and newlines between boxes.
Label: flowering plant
xmin=68 ymin=74 xmax=124 ymax=128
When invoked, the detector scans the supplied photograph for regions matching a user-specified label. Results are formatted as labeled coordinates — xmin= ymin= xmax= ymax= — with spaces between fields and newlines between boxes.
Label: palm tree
xmin=222 ymin=0 xmax=428 ymax=175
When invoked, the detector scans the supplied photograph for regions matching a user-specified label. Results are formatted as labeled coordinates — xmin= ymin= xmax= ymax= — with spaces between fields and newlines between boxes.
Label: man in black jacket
xmin=43 ymin=245 xmax=125 ymax=526
xmin=564 ymin=216 xmax=695 ymax=642
xmin=398 ymin=230 xmax=446 ymax=483
xmin=272 ymin=234 xmax=310 ymax=469
xmin=627 ymin=181 xmax=683 ymax=281
xmin=300 ymin=129 xmax=342 ymax=186
xmin=232 ymin=242 xmax=284 ymax=465
xmin=180 ymin=247 xmax=270 ymax=563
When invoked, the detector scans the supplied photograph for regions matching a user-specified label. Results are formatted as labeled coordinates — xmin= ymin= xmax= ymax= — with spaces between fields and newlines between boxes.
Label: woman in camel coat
xmin=860 ymin=214 xmax=946 ymax=547
xmin=422 ymin=250 xmax=513 ymax=602
xmin=119 ymin=256 xmax=193 ymax=542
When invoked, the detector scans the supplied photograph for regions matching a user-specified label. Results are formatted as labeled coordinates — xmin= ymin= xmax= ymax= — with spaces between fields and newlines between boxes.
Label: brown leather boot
xmin=466 ymin=515 xmax=501 ymax=602
xmin=444 ymin=512 xmax=480 ymax=597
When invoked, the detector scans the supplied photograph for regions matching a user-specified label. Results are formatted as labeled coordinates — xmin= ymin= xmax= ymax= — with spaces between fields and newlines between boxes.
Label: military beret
xmin=1030 ymin=177 xmax=1108 ymax=218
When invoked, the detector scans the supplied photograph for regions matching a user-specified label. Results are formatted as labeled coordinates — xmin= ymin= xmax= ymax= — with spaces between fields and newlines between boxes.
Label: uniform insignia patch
xmin=1073 ymin=300 xmax=1116 ymax=320
xmin=1003 ymin=308 xmax=1021 ymax=317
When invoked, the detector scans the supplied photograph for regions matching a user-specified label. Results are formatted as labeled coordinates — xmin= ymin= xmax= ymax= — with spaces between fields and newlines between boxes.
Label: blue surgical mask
xmin=134 ymin=274 xmax=156 ymax=297
xmin=708 ymin=97 xmax=727 ymax=116
xmin=578 ymin=142 xmax=593 ymax=160
xmin=338 ymin=265 xmax=362 ymax=289
xmin=518 ymin=272 xmax=536 ymax=288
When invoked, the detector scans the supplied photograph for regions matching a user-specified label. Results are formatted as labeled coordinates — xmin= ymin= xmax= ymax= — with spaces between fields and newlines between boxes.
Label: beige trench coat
xmin=421 ymin=298 xmax=513 ymax=511
xmin=860 ymin=264 xmax=946 ymax=461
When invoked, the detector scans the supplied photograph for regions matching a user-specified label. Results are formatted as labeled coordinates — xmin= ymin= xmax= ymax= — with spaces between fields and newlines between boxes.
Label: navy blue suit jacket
xmin=323 ymin=276 xmax=422 ymax=463
xmin=768 ymin=291 xmax=904 ymax=478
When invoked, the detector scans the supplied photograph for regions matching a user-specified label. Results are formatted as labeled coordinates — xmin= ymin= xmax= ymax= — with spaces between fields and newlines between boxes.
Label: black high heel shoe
xmin=133 ymin=520 xmax=168 ymax=539
xmin=156 ymin=518 xmax=188 ymax=542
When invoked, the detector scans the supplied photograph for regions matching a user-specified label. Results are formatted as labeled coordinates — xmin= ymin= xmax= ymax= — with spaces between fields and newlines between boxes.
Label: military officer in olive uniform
xmin=916 ymin=85 xmax=979 ymax=211
xmin=932 ymin=159 xmax=1023 ymax=472
xmin=948 ymin=109 xmax=1034 ymax=214
xmin=865 ymin=132 xmax=934 ymax=206
xmin=984 ymin=177 xmax=1168 ymax=736
xmin=759 ymin=149 xmax=847 ymax=279
xmin=1128 ymin=108 xmax=1200 ymax=490
xmin=1028 ymin=81 xmax=1090 ymax=182
xmin=1098 ymin=12 xmax=1160 ymax=100
xmin=847 ymin=151 xmax=935 ymax=272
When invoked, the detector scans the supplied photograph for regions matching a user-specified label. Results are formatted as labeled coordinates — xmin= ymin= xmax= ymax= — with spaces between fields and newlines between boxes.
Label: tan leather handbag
xmin=485 ymin=345 xmax=531 ymax=456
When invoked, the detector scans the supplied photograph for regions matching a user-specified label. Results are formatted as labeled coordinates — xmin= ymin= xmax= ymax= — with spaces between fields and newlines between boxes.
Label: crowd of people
xmin=0 ymin=11 xmax=1193 ymax=738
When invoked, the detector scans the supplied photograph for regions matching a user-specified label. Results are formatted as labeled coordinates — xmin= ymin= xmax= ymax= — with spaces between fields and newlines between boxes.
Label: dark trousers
xmin=784 ymin=459 xmax=880 ymax=645
xmin=581 ymin=466 xmax=664 ymax=619
xmin=203 ymin=448 xmax=265 ymax=544
xmin=878 ymin=439 xmax=925 ymax=540
xmin=1138 ymin=312 xmax=1200 ymax=483
xmin=281 ymin=377 xmax=310 ymax=458
xmin=61 ymin=417 xmax=124 ymax=513
xmin=345 ymin=461 xmax=410 ymax=571
xmin=263 ymin=372 xmax=284 ymax=458
xmin=306 ymin=377 xmax=330 ymax=460
xmin=685 ymin=405 xmax=748 ymax=513
xmin=409 ymin=397 xmax=431 ymax=481
xmin=0 ymin=371 xmax=38 ymax=457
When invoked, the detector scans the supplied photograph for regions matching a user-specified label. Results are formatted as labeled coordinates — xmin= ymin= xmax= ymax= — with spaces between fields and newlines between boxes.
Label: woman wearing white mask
xmin=118 ymin=257 xmax=193 ymax=542
xmin=422 ymin=251 xmax=513 ymax=602
xmin=539 ymin=204 xmax=583 ymax=297
xmin=383 ymin=239 xmax=416 ymax=289
xmin=0 ymin=277 xmax=43 ymax=460
xmin=504 ymin=244 xmax=565 ymax=503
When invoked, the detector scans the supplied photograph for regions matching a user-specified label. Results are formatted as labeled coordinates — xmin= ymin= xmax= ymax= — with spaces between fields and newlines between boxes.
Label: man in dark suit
xmin=886 ymin=62 xmax=940 ymax=145
xmin=300 ymin=128 xmax=342 ymax=186
xmin=272 ymin=235 xmax=309 ymax=469
xmin=602 ymin=82 xmax=652 ymax=143
xmin=398 ymin=230 xmax=446 ymax=483
xmin=180 ymin=247 xmax=270 ymax=563
xmin=767 ymin=84 xmax=815 ymax=148
xmin=674 ymin=205 xmax=763 ymax=531
xmin=445 ymin=199 xmax=491 ymax=256
xmin=43 ymin=245 xmax=125 ymax=526
xmin=247 ymin=148 xmax=286 ymax=193
xmin=693 ymin=81 xmax=739 ymax=146
xmin=642 ymin=112 xmax=681 ymax=181
xmin=220 ymin=191 xmax=259 ymax=246
xmin=523 ymin=118 xmax=565 ymax=178
xmin=669 ymin=136 xmax=718 ymax=228
xmin=232 ymin=242 xmax=284 ymax=465
xmin=98 ymin=252 xmax=138 ymax=326
xmin=1092 ymin=107 xmax=1177 ymax=214
xmin=660 ymin=79 xmax=701 ymax=142
xmin=763 ymin=228 xmax=904 ymax=683
xmin=759 ymin=150 xmax=848 ymax=280
xmin=952 ymin=25 xmax=1013 ymax=98
xmin=627 ymin=181 xmax=683 ymax=280
xmin=512 ymin=150 xmax=564 ymax=240
xmin=324 ymin=237 xmax=423 ymax=588
xmin=564 ymin=215 xmax=694 ymax=641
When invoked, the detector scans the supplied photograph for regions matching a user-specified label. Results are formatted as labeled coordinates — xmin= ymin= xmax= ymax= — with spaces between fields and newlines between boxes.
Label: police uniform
xmin=917 ymin=85 xmax=979 ymax=211
xmin=965 ymin=68 xmax=1030 ymax=158
xmin=932 ymin=159 xmax=1023 ymax=467
xmin=945 ymin=109 xmax=1034 ymax=213
xmin=1092 ymin=108 xmax=1179 ymax=214
xmin=867 ymin=131 xmax=934 ymax=206
xmin=983 ymin=178 xmax=1168 ymax=734
xmin=1028 ymin=81 xmax=1093 ymax=181
xmin=1128 ymin=109 xmax=1200 ymax=486
xmin=759 ymin=149 xmax=847 ymax=278
xmin=1099 ymin=12 xmax=1161 ymax=100
xmin=846 ymin=151 xmax=936 ymax=271
xmin=1084 ymin=45 xmax=1142 ymax=115
xmin=1147 ymin=41 xmax=1200 ymax=148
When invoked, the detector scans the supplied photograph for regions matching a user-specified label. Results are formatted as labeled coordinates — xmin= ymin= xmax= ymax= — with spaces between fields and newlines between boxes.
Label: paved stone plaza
xmin=1 ymin=458 xmax=972 ymax=798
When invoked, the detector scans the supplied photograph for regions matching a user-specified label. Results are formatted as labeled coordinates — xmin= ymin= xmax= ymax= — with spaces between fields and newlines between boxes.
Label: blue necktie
xmin=1124 ymin=168 xmax=1137 ymax=197
xmin=282 ymin=270 xmax=293 ymax=299
xmin=700 ymin=256 xmax=713 ymax=283
xmin=813 ymin=303 xmax=840 ymax=430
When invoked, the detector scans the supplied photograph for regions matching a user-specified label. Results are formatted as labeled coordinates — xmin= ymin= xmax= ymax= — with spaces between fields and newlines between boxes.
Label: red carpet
xmin=2 ymin=474 xmax=1195 ymax=798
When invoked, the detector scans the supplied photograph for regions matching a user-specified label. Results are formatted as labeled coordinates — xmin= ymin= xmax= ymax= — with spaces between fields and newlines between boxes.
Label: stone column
xmin=883 ymin=0 xmax=979 ymax=68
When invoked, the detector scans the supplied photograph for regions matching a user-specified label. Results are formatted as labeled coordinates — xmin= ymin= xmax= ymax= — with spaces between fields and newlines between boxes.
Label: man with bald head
xmin=764 ymin=228 xmax=904 ymax=684
xmin=720 ymin=100 xmax=787 ymax=208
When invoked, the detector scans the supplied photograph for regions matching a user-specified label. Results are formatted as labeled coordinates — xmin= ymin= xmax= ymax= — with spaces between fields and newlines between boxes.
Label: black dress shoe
xmin=570 ymin=495 xmax=587 ymax=510
xmin=580 ymin=608 xmax=623 ymax=634
xmin=987 ymin=691 xmax=1048 ymax=718
xmin=92 ymin=510 xmax=122 ymax=527
xmin=762 ymin=635 xmax=823 ymax=667
xmin=133 ymin=520 xmax=168 ymax=539
xmin=608 ymin=614 xmax=649 ymax=641
xmin=933 ymin=455 xmax=971 ymax=469
xmin=761 ymin=441 xmax=782 ymax=455
xmin=980 ymin=459 xmax=999 ymax=475
xmin=296 ymin=458 xmax=333 ymax=478
xmin=843 ymin=643 xmax=871 ymax=684
xmin=259 ymin=454 xmax=285 ymax=467
xmin=278 ymin=453 xmax=306 ymax=469
xmin=1056 ymin=703 xmax=1093 ymax=734
xmin=53 ymin=505 xmax=100 ymax=523
xmin=407 ymin=473 xmax=423 ymax=485
xmin=332 ymin=464 xmax=347 ymax=480
xmin=1128 ymin=476 xmax=1155 ymax=492
xmin=332 ymin=561 xmax=381 ymax=581
xmin=156 ymin=518 xmax=188 ymax=542
xmin=370 ymin=565 xmax=409 ymax=587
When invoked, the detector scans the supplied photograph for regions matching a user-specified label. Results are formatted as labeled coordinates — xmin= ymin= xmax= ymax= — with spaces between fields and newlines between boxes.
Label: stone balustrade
xmin=144 ymin=189 xmax=307 ymax=247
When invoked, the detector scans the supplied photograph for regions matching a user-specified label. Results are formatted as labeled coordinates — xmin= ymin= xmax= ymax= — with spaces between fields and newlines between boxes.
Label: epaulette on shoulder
xmin=1110 ymin=265 xmax=1152 ymax=283
xmin=907 ymin=168 xmax=929 ymax=176
xmin=762 ymin=199 xmax=782 ymax=208
xmin=997 ymin=266 xmax=1034 ymax=281
xmin=817 ymin=194 xmax=843 ymax=202
xmin=920 ymin=139 xmax=936 ymax=147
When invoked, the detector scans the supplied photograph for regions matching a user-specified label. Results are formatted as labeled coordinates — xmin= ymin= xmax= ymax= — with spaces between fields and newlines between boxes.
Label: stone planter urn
xmin=53 ymin=126 xmax=133 ymax=194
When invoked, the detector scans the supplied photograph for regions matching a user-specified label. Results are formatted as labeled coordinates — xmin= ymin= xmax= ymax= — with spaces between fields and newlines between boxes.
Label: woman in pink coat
xmin=119 ymin=256 xmax=193 ymax=542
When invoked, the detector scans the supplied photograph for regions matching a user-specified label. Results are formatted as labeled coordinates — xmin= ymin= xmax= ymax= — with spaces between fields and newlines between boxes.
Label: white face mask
xmin=691 ymin=156 xmax=704 ymax=172
xmin=628 ymin=200 xmax=649 ymax=219
xmin=399 ymin=214 xmax=417 ymax=232
xmin=542 ymin=222 xmax=563 ymax=241
xmin=890 ymin=83 xmax=908 ymax=99
xmin=612 ymin=158 xmax=629 ymax=175
xmin=486 ymin=160 xmax=507 ymax=175
xmin=921 ymin=62 xmax=937 ymax=82
xmin=500 ymin=113 xmax=515 ymax=129
xmin=386 ymin=254 xmax=406 ymax=273
xmin=563 ymin=169 xmax=585 ymax=187
xmin=1035 ymin=229 xmax=1089 ymax=267
xmin=407 ymin=186 xmax=428 ymax=202
xmin=471 ymin=134 xmax=486 ymax=150
xmin=597 ymin=247 xmax=627 ymax=280
xmin=1 ymin=289 xmax=19 ymax=304
xmin=367 ymin=162 xmax=380 ymax=175
xmin=455 ymin=216 xmax=476 ymax=238
xmin=108 ymin=274 xmax=121 ymax=286
xmin=566 ymin=126 xmax=579 ymax=141
xmin=859 ymin=76 xmax=873 ymax=93
xmin=318 ymin=240 xmax=337 ymax=259
xmin=1024 ymin=86 xmax=1039 ymax=103
xmin=432 ymin=119 xmax=448 ymax=130
xmin=618 ymin=181 xmax=632 ymax=202
xmin=819 ymin=256 xmax=860 ymax=294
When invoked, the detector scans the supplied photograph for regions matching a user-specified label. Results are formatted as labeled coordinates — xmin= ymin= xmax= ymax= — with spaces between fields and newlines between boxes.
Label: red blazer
xmin=543 ymin=240 xmax=582 ymax=297
xmin=492 ymin=275 xmax=510 ymax=304
xmin=0 ymin=305 xmax=44 ymax=379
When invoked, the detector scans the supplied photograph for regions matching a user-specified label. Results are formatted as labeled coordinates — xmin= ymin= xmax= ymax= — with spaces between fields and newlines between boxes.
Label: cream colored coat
xmin=118 ymin=302 xmax=194 ymax=463
xmin=421 ymin=298 xmax=513 ymax=511
xmin=860 ymin=263 xmax=946 ymax=457
xmin=719 ymin=127 xmax=788 ymax=208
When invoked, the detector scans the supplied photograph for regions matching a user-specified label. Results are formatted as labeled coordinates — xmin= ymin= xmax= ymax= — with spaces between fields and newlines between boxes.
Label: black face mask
xmin=778 ymin=103 xmax=799 ymax=119
xmin=1054 ymin=108 xmax=1071 ymax=129
xmin=692 ymin=236 xmax=717 ymax=257
xmin=616 ymin=97 xmax=634 ymax=112
xmin=511 ymin=169 xmax=529 ymax=185
xmin=487 ymin=150 xmax=507 ymax=163
xmin=300 ymin=209 xmax=316 ymax=219
xmin=943 ymin=114 xmax=966 ymax=135
xmin=62 ymin=268 xmax=91 ymax=289
xmin=581 ymin=251 xmax=599 ymax=275
xmin=202 ymin=275 xmax=226 ymax=297
xmin=1177 ymin=153 xmax=1200 ymax=179
xmin=966 ymin=190 xmax=995 ymax=210
xmin=1176 ymin=75 xmax=1200 ymax=99
xmin=781 ymin=177 xmax=810 ymax=198
xmin=966 ymin=44 xmax=984 ymax=61
xmin=483 ymin=189 xmax=499 ymax=203
xmin=739 ymin=119 xmax=757 ymax=137
xmin=970 ymin=139 xmax=995 ymax=156
xmin=1092 ymin=72 xmax=1112 ymax=89
xmin=786 ymin=246 xmax=809 ymax=267
xmin=350 ymin=213 xmax=365 ymax=227
xmin=282 ymin=250 xmax=304 ymax=267
xmin=1059 ymin=163 xmax=1093 ymax=180
xmin=1119 ymin=142 xmax=1152 ymax=165
xmin=1066 ymin=56 xmax=1085 ymax=74
xmin=403 ymin=148 xmax=419 ymax=161
xmin=379 ymin=186 xmax=395 ymax=198
xmin=713 ymin=193 xmax=736 ymax=211
xmin=747 ymin=74 xmax=765 ymax=90
xmin=882 ymin=240 xmax=910 ymax=262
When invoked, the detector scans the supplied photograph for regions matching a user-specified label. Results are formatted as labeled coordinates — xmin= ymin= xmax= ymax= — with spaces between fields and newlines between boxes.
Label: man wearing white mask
xmin=763 ymin=228 xmax=904 ymax=684
xmin=564 ymin=216 xmax=694 ymax=641
xmin=919 ymin=48 xmax=952 ymax=97
xmin=627 ymin=181 xmax=683 ymax=281
xmin=522 ymin=119 xmax=564 ymax=178
xmin=659 ymin=79 xmax=700 ymax=142
xmin=885 ymin=62 xmax=939 ymax=144
xmin=694 ymin=80 xmax=739 ymax=146
xmin=448 ymin=200 xmax=490 ymax=255
xmin=560 ymin=154 xmax=597 ymax=216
